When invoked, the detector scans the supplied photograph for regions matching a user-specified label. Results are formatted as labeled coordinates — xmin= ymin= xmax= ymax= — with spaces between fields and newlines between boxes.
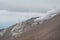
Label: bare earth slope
xmin=0 ymin=10 xmax=60 ymax=40
xmin=15 ymin=14 xmax=60 ymax=40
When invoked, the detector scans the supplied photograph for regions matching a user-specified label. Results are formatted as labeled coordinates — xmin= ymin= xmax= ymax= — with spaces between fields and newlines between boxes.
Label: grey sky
xmin=0 ymin=0 xmax=60 ymax=12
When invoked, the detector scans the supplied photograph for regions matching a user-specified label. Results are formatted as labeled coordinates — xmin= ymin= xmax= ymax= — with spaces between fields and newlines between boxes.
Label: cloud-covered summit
xmin=0 ymin=9 xmax=60 ymax=29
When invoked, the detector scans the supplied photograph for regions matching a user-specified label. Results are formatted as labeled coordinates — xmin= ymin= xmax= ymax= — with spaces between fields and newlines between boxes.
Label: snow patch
xmin=11 ymin=23 xmax=23 ymax=36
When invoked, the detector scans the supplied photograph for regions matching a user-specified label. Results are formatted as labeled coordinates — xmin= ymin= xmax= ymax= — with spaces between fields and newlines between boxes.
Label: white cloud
xmin=0 ymin=8 xmax=60 ymax=29
xmin=0 ymin=10 xmax=45 ymax=23
xmin=0 ymin=10 xmax=45 ymax=29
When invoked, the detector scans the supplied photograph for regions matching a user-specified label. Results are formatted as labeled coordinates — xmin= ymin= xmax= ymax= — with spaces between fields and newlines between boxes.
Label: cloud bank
xmin=0 ymin=10 xmax=45 ymax=29
xmin=0 ymin=8 xmax=60 ymax=29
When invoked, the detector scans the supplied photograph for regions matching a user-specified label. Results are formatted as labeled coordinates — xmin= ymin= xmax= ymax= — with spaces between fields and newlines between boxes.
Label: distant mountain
xmin=0 ymin=9 xmax=60 ymax=40
xmin=26 ymin=17 xmax=39 ymax=23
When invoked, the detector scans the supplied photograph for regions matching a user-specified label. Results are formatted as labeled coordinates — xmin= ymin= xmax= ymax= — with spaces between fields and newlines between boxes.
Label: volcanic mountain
xmin=0 ymin=9 xmax=60 ymax=40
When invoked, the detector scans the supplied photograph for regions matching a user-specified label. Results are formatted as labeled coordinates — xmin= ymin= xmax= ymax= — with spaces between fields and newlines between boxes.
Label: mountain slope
xmin=15 ymin=13 xmax=60 ymax=40
xmin=0 ymin=9 xmax=60 ymax=40
xmin=0 ymin=17 xmax=39 ymax=40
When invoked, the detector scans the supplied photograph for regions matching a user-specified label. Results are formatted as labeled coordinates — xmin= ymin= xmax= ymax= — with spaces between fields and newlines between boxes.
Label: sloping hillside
xmin=0 ymin=9 xmax=60 ymax=40
xmin=15 ymin=14 xmax=60 ymax=40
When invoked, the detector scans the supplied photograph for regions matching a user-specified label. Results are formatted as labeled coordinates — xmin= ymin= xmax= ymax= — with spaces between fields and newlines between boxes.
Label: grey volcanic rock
xmin=0 ymin=29 xmax=6 ymax=39
xmin=26 ymin=17 xmax=39 ymax=23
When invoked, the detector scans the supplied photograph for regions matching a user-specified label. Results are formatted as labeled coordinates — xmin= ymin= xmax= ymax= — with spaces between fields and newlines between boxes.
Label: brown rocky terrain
xmin=15 ymin=14 xmax=60 ymax=40
xmin=0 ymin=11 xmax=60 ymax=40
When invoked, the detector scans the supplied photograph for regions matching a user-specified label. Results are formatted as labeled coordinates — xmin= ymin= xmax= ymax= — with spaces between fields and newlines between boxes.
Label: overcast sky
xmin=0 ymin=0 xmax=60 ymax=12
